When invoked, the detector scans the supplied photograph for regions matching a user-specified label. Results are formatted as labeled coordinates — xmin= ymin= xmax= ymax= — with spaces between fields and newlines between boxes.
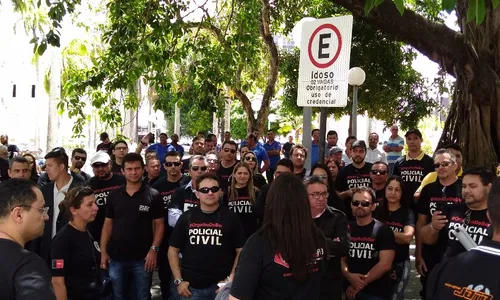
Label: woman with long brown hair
xmin=22 ymin=152 xmax=40 ymax=183
xmin=241 ymin=151 xmax=267 ymax=188
xmin=223 ymin=162 xmax=259 ymax=239
xmin=229 ymin=173 xmax=326 ymax=300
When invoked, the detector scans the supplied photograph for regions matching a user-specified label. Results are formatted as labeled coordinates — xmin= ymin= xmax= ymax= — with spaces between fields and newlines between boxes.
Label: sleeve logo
xmin=51 ymin=259 xmax=64 ymax=269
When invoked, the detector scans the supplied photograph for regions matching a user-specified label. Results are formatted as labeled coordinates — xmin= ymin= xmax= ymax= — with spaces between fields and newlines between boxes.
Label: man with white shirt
xmin=366 ymin=133 xmax=387 ymax=164
xmin=28 ymin=147 xmax=83 ymax=262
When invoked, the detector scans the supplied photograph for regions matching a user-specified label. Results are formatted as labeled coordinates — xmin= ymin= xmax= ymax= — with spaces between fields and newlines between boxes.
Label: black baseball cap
xmin=352 ymin=140 xmax=367 ymax=150
xmin=405 ymin=129 xmax=422 ymax=139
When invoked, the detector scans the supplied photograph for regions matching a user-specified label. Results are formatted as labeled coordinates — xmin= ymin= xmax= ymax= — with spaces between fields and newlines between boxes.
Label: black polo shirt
xmin=105 ymin=184 xmax=164 ymax=261
xmin=168 ymin=183 xmax=200 ymax=213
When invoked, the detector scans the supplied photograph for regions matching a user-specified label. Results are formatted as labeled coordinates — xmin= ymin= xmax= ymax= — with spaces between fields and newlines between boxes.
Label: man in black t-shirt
xmin=96 ymin=132 xmax=112 ymax=154
xmin=152 ymin=151 xmax=187 ymax=299
xmin=111 ymin=140 xmax=129 ymax=174
xmin=217 ymin=140 xmax=238 ymax=191
xmin=342 ymin=186 xmax=396 ymax=300
xmin=281 ymin=135 xmax=294 ymax=158
xmin=370 ymin=161 xmax=389 ymax=204
xmin=168 ymin=155 xmax=208 ymax=228
xmin=427 ymin=177 xmax=500 ymax=299
xmin=435 ymin=167 xmax=494 ymax=260
xmin=0 ymin=179 xmax=56 ymax=299
xmin=416 ymin=149 xmax=463 ymax=299
xmin=86 ymin=151 xmax=125 ymax=244
xmin=143 ymin=157 xmax=161 ymax=186
xmin=182 ymin=136 xmax=205 ymax=175
xmin=290 ymin=144 xmax=309 ymax=179
xmin=168 ymin=173 xmax=245 ymax=299
xmin=100 ymin=153 xmax=164 ymax=300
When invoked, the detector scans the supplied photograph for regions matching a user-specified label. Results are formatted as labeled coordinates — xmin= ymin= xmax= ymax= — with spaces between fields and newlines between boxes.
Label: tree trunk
xmin=47 ymin=46 xmax=61 ymax=151
xmin=329 ymin=0 xmax=500 ymax=169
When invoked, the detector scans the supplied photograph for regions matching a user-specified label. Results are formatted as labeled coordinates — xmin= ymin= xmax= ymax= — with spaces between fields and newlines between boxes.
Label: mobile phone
xmin=436 ymin=202 xmax=450 ymax=218
xmin=149 ymin=134 xmax=155 ymax=144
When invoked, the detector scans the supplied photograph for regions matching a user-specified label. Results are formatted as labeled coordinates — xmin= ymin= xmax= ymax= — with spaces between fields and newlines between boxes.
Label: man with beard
xmin=342 ymin=187 xmax=395 ymax=300
xmin=100 ymin=153 xmax=164 ymax=300
xmin=217 ymin=141 xmax=238 ymax=192
xmin=290 ymin=144 xmax=308 ymax=180
xmin=144 ymin=157 xmax=161 ymax=186
xmin=152 ymin=151 xmax=187 ymax=300
xmin=416 ymin=149 xmax=463 ymax=299
xmin=0 ymin=134 xmax=19 ymax=159
xmin=87 ymin=151 xmax=126 ymax=244
xmin=182 ymin=136 xmax=205 ymax=175
xmin=326 ymin=130 xmax=339 ymax=155
xmin=69 ymin=148 xmax=91 ymax=181
xmin=336 ymin=141 xmax=373 ymax=219
xmin=423 ymin=167 xmax=494 ymax=260
xmin=370 ymin=161 xmax=389 ymax=204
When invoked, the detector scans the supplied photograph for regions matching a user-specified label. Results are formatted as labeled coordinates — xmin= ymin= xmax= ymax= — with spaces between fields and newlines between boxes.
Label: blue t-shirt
xmin=147 ymin=143 xmax=175 ymax=167
xmin=311 ymin=143 xmax=320 ymax=166
xmin=170 ymin=143 xmax=185 ymax=158
xmin=251 ymin=145 xmax=269 ymax=170
xmin=263 ymin=141 xmax=281 ymax=168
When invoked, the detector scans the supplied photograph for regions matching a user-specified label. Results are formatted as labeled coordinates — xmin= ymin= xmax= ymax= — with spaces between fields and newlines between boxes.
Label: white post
xmin=174 ymin=102 xmax=181 ymax=134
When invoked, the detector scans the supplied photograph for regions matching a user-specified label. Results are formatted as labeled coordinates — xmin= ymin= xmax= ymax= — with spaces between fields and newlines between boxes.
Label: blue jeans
xmin=109 ymin=260 xmax=152 ymax=300
xmin=178 ymin=284 xmax=218 ymax=300
xmin=392 ymin=260 xmax=411 ymax=300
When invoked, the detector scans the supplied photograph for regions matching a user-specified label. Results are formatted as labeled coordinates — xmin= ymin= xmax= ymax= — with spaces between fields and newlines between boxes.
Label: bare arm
xmin=260 ymin=159 xmax=270 ymax=173
xmin=364 ymin=249 xmax=395 ymax=284
xmin=229 ymin=248 xmax=242 ymax=281
xmin=52 ymin=277 xmax=67 ymax=300
xmin=266 ymin=150 xmax=280 ymax=156
xmin=152 ymin=218 xmax=164 ymax=247
xmin=415 ymin=214 xmax=427 ymax=259
xmin=394 ymin=225 xmax=414 ymax=245
xmin=168 ymin=246 xmax=183 ymax=281
xmin=100 ymin=218 xmax=113 ymax=269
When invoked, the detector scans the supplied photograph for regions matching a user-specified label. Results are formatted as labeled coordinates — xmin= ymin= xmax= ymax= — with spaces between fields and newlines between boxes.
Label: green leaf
xmin=467 ymin=0 xmax=486 ymax=24
xmin=493 ymin=0 xmax=499 ymax=9
xmin=442 ymin=0 xmax=456 ymax=13
xmin=467 ymin=0 xmax=477 ymax=22
xmin=364 ymin=0 xmax=376 ymax=16
xmin=37 ymin=42 xmax=47 ymax=55
xmin=393 ymin=0 xmax=405 ymax=15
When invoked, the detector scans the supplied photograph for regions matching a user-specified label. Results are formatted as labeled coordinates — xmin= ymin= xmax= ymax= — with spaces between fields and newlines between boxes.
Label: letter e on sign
xmin=308 ymin=24 xmax=342 ymax=68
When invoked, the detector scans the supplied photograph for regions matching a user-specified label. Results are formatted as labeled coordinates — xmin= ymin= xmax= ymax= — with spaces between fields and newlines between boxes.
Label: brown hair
xmin=229 ymin=162 xmax=256 ymax=204
xmin=59 ymin=186 xmax=94 ymax=220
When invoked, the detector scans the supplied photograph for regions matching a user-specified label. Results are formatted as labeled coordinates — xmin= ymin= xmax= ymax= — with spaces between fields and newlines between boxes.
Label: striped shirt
xmin=383 ymin=136 xmax=404 ymax=164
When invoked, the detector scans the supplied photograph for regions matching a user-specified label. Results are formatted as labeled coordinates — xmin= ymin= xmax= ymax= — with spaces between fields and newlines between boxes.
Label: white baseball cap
xmin=91 ymin=151 xmax=111 ymax=165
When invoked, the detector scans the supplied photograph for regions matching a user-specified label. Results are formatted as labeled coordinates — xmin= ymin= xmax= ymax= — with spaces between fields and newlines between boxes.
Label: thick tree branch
xmin=329 ymin=0 xmax=469 ymax=77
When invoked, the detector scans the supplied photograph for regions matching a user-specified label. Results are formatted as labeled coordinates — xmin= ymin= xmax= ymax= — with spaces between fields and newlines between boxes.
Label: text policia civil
xmin=305 ymin=71 xmax=340 ymax=105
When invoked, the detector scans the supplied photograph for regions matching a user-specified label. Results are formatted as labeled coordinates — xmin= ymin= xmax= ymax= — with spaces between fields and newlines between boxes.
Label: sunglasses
xmin=351 ymin=200 xmax=372 ymax=207
xmin=223 ymin=148 xmax=237 ymax=154
xmin=198 ymin=186 xmax=221 ymax=194
xmin=73 ymin=156 xmax=87 ymax=161
xmin=434 ymin=161 xmax=453 ymax=169
xmin=191 ymin=166 xmax=208 ymax=171
xmin=315 ymin=174 xmax=328 ymax=180
xmin=245 ymin=156 xmax=257 ymax=162
xmin=92 ymin=163 xmax=108 ymax=169
xmin=207 ymin=159 xmax=219 ymax=164
xmin=370 ymin=170 xmax=387 ymax=175
xmin=165 ymin=162 xmax=181 ymax=167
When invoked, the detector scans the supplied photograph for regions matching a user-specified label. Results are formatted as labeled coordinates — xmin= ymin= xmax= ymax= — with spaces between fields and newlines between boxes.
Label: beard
xmin=352 ymin=156 xmax=365 ymax=164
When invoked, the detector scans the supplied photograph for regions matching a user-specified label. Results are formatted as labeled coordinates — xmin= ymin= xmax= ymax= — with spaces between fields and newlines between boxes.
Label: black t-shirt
xmin=168 ymin=184 xmax=200 ymax=213
xmin=378 ymin=207 xmax=415 ymax=263
xmin=282 ymin=142 xmax=294 ymax=158
xmin=392 ymin=154 xmax=434 ymax=209
xmin=169 ymin=206 xmax=245 ymax=289
xmin=152 ymin=176 xmax=186 ymax=211
xmin=254 ymin=174 xmax=267 ymax=189
xmin=217 ymin=161 xmax=237 ymax=192
xmin=105 ymin=184 xmax=164 ymax=261
xmin=443 ymin=203 xmax=492 ymax=259
xmin=87 ymin=174 xmax=126 ymax=243
xmin=427 ymin=239 xmax=500 ymax=300
xmin=7 ymin=144 xmax=20 ymax=159
xmin=230 ymin=233 xmax=324 ymax=300
xmin=346 ymin=219 xmax=396 ymax=298
xmin=181 ymin=158 xmax=191 ymax=176
xmin=335 ymin=162 xmax=373 ymax=192
xmin=0 ymin=239 xmax=56 ymax=300
xmin=223 ymin=186 xmax=259 ymax=239
xmin=50 ymin=224 xmax=100 ymax=300
xmin=96 ymin=142 xmax=112 ymax=154
xmin=417 ymin=179 xmax=463 ymax=268
xmin=111 ymin=160 xmax=122 ymax=174
xmin=0 ymin=158 xmax=9 ymax=182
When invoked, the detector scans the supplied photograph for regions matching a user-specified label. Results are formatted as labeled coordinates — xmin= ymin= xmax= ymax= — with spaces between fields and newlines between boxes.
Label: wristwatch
xmin=150 ymin=246 xmax=160 ymax=252
xmin=174 ymin=279 xmax=183 ymax=286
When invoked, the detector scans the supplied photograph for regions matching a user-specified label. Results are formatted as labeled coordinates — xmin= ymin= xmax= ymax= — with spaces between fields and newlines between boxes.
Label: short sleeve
xmin=417 ymin=185 xmax=431 ymax=216
xmin=168 ymin=187 xmax=183 ymax=210
xmin=405 ymin=209 xmax=416 ymax=227
xmin=392 ymin=160 xmax=401 ymax=176
xmin=398 ymin=138 xmax=404 ymax=146
xmin=105 ymin=191 xmax=115 ymax=219
xmin=230 ymin=235 xmax=264 ymax=299
xmin=14 ymin=256 xmax=57 ymax=300
xmin=50 ymin=237 xmax=68 ymax=277
xmin=169 ymin=212 xmax=188 ymax=249
xmin=273 ymin=142 xmax=281 ymax=151
xmin=261 ymin=149 xmax=269 ymax=160
xmin=376 ymin=225 xmax=396 ymax=251
xmin=151 ymin=191 xmax=165 ymax=219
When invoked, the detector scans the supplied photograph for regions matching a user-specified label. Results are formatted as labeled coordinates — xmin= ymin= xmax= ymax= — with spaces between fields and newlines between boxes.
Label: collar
xmin=406 ymin=151 xmax=425 ymax=161
xmin=54 ymin=176 xmax=74 ymax=193
xmin=313 ymin=208 xmax=327 ymax=219
xmin=184 ymin=181 xmax=196 ymax=192
xmin=474 ymin=240 xmax=500 ymax=257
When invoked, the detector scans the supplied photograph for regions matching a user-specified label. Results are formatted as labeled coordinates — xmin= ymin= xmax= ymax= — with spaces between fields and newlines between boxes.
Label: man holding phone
xmin=415 ymin=149 xmax=463 ymax=299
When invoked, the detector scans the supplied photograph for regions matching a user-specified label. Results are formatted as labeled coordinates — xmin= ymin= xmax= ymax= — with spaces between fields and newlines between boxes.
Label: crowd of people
xmin=0 ymin=126 xmax=500 ymax=300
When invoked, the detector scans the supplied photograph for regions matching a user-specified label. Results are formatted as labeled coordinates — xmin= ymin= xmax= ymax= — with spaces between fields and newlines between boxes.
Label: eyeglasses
xmin=370 ymin=170 xmax=387 ymax=175
xmin=223 ymin=148 xmax=236 ymax=154
xmin=434 ymin=161 xmax=453 ymax=169
xmin=73 ymin=156 xmax=87 ymax=161
xmin=309 ymin=192 xmax=329 ymax=199
xmin=198 ymin=186 xmax=221 ymax=194
xmin=207 ymin=159 xmax=219 ymax=164
xmin=245 ymin=156 xmax=257 ymax=162
xmin=191 ymin=166 xmax=208 ymax=171
xmin=165 ymin=162 xmax=181 ymax=167
xmin=351 ymin=200 xmax=372 ymax=207
xmin=92 ymin=163 xmax=108 ymax=169
xmin=14 ymin=205 xmax=50 ymax=215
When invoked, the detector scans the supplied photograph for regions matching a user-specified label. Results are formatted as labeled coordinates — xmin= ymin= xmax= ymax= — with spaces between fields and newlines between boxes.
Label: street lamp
xmin=348 ymin=67 xmax=366 ymax=137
